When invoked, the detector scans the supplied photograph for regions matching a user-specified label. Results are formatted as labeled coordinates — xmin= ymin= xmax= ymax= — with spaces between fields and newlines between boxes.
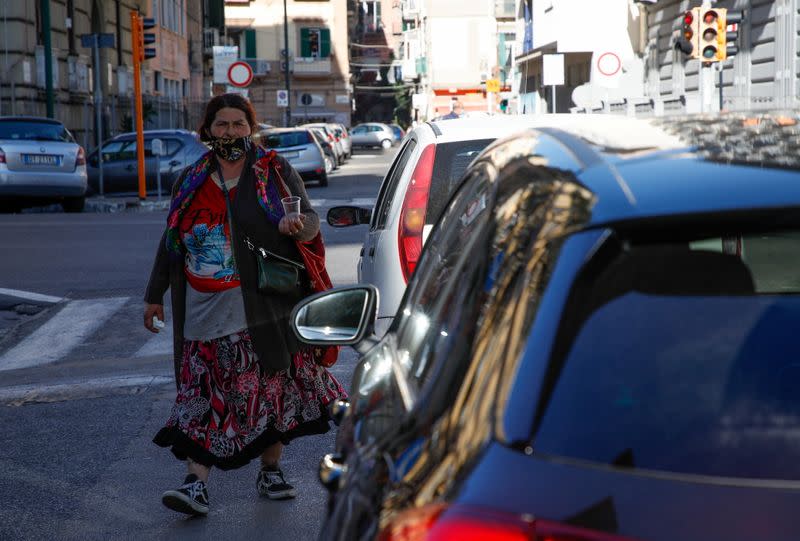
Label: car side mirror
xmin=291 ymin=285 xmax=379 ymax=353
xmin=327 ymin=206 xmax=372 ymax=227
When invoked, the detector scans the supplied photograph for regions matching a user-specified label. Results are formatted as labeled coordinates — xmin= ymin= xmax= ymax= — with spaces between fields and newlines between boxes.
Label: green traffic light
xmin=703 ymin=46 xmax=717 ymax=59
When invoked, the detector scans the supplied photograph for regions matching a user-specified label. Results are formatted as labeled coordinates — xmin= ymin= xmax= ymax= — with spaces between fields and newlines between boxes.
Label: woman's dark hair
xmin=198 ymin=93 xmax=258 ymax=141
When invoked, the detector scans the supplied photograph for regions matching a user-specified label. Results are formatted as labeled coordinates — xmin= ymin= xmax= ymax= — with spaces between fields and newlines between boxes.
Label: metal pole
xmin=3 ymin=0 xmax=9 ymax=116
xmin=93 ymin=35 xmax=105 ymax=196
xmin=132 ymin=11 xmax=147 ymax=200
xmin=551 ymin=85 xmax=556 ymax=113
xmin=156 ymin=153 xmax=162 ymax=202
xmin=283 ymin=0 xmax=291 ymax=127
xmin=718 ymin=62 xmax=724 ymax=111
xmin=41 ymin=0 xmax=54 ymax=118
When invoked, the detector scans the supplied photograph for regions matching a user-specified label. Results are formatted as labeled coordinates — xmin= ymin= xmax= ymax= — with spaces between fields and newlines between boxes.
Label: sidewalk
xmin=84 ymin=194 xmax=171 ymax=213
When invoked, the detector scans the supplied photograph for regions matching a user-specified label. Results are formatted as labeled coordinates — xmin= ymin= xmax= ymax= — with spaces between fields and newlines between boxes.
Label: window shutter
xmin=244 ymin=29 xmax=256 ymax=58
xmin=320 ymin=28 xmax=331 ymax=57
xmin=300 ymin=28 xmax=311 ymax=57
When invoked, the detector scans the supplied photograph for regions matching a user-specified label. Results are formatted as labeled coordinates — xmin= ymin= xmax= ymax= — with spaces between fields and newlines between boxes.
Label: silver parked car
xmin=87 ymin=129 xmax=208 ymax=194
xmin=263 ymin=128 xmax=328 ymax=187
xmin=300 ymin=123 xmax=346 ymax=165
xmin=0 ymin=116 xmax=88 ymax=213
xmin=327 ymin=115 xmax=565 ymax=333
xmin=349 ymin=122 xmax=395 ymax=150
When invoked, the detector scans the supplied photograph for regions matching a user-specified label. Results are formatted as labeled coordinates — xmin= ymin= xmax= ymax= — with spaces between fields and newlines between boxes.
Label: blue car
xmin=293 ymin=113 xmax=800 ymax=541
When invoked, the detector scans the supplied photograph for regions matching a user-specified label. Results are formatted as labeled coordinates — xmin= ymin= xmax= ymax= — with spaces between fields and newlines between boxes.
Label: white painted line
xmin=0 ymin=288 xmax=64 ymax=304
xmin=0 ymin=374 xmax=174 ymax=405
xmin=135 ymin=306 xmax=174 ymax=357
xmin=351 ymin=198 xmax=376 ymax=206
xmin=0 ymin=297 xmax=129 ymax=371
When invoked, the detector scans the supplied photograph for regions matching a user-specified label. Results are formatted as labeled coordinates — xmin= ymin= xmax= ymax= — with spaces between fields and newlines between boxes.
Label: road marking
xmin=0 ymin=297 xmax=129 ymax=371
xmin=0 ymin=374 xmax=173 ymax=406
xmin=310 ymin=198 xmax=375 ymax=208
xmin=0 ymin=288 xmax=63 ymax=304
xmin=350 ymin=198 xmax=376 ymax=206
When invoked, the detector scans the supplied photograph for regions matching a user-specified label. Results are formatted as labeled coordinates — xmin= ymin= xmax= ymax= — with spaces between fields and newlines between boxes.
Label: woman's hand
xmin=144 ymin=303 xmax=165 ymax=333
xmin=279 ymin=213 xmax=306 ymax=236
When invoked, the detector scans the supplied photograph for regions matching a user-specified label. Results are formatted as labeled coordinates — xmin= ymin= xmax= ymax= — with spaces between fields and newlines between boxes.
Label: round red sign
xmin=227 ymin=61 xmax=254 ymax=88
xmin=597 ymin=52 xmax=622 ymax=77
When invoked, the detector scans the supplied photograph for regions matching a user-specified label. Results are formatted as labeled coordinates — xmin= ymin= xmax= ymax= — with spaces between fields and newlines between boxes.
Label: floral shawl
xmin=165 ymin=146 xmax=283 ymax=255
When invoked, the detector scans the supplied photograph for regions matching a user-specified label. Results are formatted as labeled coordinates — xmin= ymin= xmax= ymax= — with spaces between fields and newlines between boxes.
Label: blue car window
xmin=534 ymin=231 xmax=800 ymax=480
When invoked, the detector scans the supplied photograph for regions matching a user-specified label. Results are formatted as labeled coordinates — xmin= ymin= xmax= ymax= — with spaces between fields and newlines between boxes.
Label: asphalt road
xmin=0 ymin=147 xmax=397 ymax=541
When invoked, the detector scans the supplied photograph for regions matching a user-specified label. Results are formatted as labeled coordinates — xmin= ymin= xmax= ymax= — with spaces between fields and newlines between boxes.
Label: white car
xmin=327 ymin=115 xmax=561 ymax=333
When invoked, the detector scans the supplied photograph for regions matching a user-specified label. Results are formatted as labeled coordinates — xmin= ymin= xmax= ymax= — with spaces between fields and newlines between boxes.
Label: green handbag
xmin=254 ymin=246 xmax=305 ymax=295
xmin=216 ymin=160 xmax=305 ymax=296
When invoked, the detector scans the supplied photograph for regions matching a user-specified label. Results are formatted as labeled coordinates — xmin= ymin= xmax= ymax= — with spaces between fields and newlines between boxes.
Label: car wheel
xmin=62 ymin=196 xmax=85 ymax=213
xmin=380 ymin=139 xmax=392 ymax=149
xmin=319 ymin=173 xmax=329 ymax=187
xmin=324 ymin=155 xmax=334 ymax=174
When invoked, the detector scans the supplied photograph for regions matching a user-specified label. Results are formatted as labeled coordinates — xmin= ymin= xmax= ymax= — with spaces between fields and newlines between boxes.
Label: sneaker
xmin=162 ymin=474 xmax=209 ymax=516
xmin=256 ymin=465 xmax=297 ymax=499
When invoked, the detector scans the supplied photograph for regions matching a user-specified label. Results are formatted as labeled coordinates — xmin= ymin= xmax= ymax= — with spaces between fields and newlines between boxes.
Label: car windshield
xmin=0 ymin=120 xmax=74 ymax=142
xmin=264 ymin=131 xmax=311 ymax=148
xmin=534 ymin=229 xmax=800 ymax=481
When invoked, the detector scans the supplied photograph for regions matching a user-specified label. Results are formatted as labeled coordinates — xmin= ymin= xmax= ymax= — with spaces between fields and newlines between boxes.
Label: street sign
xmin=227 ymin=61 xmax=253 ymax=87
xmin=485 ymin=78 xmax=501 ymax=93
xmin=277 ymin=90 xmax=289 ymax=107
xmin=80 ymin=33 xmax=115 ymax=48
xmin=213 ymin=46 xmax=239 ymax=84
xmin=542 ymin=54 xmax=565 ymax=86
xmin=300 ymin=93 xmax=313 ymax=106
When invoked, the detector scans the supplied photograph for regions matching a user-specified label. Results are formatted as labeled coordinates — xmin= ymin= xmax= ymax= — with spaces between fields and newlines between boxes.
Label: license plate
xmin=280 ymin=151 xmax=300 ymax=159
xmin=23 ymin=154 xmax=61 ymax=166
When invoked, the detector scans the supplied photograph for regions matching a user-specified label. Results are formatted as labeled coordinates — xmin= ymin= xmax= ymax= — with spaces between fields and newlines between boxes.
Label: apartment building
xmin=224 ymin=0 xmax=351 ymax=127
xmin=512 ymin=0 xmax=798 ymax=116
xmin=399 ymin=0 xmax=507 ymax=120
xmin=0 ymin=0 xmax=218 ymax=147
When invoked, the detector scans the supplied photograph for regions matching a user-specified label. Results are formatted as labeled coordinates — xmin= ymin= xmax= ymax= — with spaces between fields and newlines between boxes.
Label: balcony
xmin=293 ymin=57 xmax=332 ymax=76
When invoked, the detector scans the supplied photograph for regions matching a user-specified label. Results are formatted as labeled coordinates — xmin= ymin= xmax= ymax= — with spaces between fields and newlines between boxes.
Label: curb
xmin=84 ymin=198 xmax=171 ymax=213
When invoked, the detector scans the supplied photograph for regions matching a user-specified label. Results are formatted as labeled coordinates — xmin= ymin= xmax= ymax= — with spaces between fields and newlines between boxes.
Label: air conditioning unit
xmin=203 ymin=28 xmax=219 ymax=54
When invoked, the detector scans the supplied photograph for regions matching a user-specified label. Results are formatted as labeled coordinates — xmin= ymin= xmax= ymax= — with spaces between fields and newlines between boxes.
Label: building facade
xmin=224 ymin=0 xmax=351 ymax=127
xmin=0 ymin=0 xmax=219 ymax=149
xmin=512 ymin=0 xmax=799 ymax=116
xmin=398 ymin=0 xmax=511 ymax=121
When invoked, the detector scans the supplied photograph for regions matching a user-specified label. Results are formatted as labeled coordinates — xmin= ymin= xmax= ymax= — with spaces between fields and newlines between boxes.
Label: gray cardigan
xmin=144 ymin=149 xmax=320 ymax=385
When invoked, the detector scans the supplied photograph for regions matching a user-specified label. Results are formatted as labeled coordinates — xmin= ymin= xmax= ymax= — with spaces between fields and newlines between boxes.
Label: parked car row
xmin=258 ymin=122 xmax=354 ymax=187
xmin=294 ymin=113 xmax=800 ymax=541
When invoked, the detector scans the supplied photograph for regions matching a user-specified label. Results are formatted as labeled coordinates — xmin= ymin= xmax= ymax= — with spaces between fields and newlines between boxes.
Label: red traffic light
xmin=683 ymin=11 xmax=694 ymax=25
xmin=703 ymin=10 xmax=718 ymax=24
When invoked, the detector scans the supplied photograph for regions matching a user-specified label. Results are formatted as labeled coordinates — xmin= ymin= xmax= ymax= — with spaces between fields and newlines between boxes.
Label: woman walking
xmin=144 ymin=93 xmax=345 ymax=516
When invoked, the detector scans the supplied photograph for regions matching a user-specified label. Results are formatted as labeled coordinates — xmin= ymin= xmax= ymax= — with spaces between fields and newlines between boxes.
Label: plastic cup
xmin=281 ymin=196 xmax=301 ymax=216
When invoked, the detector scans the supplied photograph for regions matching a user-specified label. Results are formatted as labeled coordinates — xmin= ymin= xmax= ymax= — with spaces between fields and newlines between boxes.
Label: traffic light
xmin=698 ymin=7 xmax=726 ymax=62
xmin=724 ymin=10 xmax=744 ymax=58
xmin=676 ymin=8 xmax=700 ymax=59
xmin=140 ymin=17 xmax=157 ymax=60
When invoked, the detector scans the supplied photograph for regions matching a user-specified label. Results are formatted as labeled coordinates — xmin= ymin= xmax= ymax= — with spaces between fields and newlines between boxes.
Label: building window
xmin=300 ymin=28 xmax=331 ymax=58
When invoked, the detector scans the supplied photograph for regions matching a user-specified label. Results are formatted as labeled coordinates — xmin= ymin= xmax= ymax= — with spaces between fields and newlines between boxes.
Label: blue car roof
xmin=486 ymin=114 xmax=800 ymax=226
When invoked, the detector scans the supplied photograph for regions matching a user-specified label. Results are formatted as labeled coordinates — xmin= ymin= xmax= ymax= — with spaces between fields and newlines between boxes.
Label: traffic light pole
xmin=131 ymin=11 xmax=147 ymax=200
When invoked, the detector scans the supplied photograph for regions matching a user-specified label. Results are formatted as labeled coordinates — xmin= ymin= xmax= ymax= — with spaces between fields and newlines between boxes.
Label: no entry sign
xmin=228 ymin=61 xmax=254 ymax=88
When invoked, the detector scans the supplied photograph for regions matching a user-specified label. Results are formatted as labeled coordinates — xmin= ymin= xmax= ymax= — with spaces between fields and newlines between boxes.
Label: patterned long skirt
xmin=153 ymin=329 xmax=346 ymax=470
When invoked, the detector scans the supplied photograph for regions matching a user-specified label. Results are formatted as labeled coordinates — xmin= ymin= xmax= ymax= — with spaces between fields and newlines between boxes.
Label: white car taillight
xmin=76 ymin=147 xmax=86 ymax=166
